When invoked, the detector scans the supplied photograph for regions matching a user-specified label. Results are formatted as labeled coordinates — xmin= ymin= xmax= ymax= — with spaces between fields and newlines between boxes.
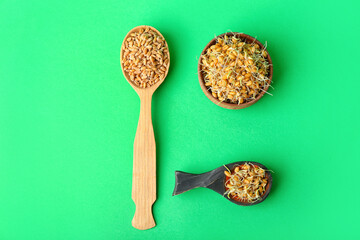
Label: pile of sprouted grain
xmin=122 ymin=27 xmax=169 ymax=88
xmin=200 ymin=34 xmax=271 ymax=104
xmin=224 ymin=162 xmax=268 ymax=203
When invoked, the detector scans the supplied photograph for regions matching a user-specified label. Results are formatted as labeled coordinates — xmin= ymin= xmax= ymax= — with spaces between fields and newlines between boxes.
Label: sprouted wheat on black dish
xmin=224 ymin=163 xmax=268 ymax=203
xmin=200 ymin=34 xmax=271 ymax=104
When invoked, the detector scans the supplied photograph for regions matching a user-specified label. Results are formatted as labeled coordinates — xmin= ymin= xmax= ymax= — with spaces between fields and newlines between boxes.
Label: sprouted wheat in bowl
xmin=200 ymin=33 xmax=272 ymax=105
xmin=224 ymin=162 xmax=269 ymax=203
xmin=121 ymin=27 xmax=169 ymax=88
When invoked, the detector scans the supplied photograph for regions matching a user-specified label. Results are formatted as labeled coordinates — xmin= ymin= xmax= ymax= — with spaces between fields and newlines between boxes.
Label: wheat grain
xmin=122 ymin=27 xmax=169 ymax=88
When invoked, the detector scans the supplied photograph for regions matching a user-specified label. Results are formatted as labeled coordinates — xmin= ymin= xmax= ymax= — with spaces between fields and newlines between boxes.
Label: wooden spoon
xmin=120 ymin=25 xmax=170 ymax=230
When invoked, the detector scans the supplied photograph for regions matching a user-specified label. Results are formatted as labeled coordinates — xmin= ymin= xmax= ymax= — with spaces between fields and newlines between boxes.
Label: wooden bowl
xmin=198 ymin=33 xmax=273 ymax=109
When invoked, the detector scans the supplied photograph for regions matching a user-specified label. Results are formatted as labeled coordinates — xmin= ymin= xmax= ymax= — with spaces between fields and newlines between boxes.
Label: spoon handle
xmin=172 ymin=171 xmax=204 ymax=195
xmin=172 ymin=167 xmax=226 ymax=196
xmin=132 ymin=92 xmax=156 ymax=230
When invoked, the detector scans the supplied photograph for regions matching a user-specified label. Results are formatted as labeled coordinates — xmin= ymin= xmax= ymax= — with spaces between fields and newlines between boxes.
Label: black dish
xmin=172 ymin=161 xmax=272 ymax=206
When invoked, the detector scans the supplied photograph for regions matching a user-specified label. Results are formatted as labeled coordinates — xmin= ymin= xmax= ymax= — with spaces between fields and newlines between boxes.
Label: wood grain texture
xmin=198 ymin=33 xmax=273 ymax=110
xmin=132 ymin=90 xmax=156 ymax=230
xmin=120 ymin=25 xmax=170 ymax=230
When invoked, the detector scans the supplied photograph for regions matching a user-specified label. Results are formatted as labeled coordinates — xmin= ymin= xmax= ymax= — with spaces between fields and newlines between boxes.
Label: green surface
xmin=1 ymin=0 xmax=359 ymax=239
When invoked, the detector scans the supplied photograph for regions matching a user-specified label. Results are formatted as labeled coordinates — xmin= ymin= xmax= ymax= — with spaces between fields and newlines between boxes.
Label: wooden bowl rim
xmin=198 ymin=32 xmax=273 ymax=109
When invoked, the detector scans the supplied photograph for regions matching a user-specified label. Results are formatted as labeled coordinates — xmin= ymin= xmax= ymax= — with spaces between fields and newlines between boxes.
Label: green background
xmin=1 ymin=0 xmax=359 ymax=239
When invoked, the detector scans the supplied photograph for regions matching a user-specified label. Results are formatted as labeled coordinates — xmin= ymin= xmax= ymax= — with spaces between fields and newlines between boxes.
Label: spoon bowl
xmin=173 ymin=161 xmax=272 ymax=206
xmin=121 ymin=25 xmax=170 ymax=94
xmin=120 ymin=25 xmax=170 ymax=230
